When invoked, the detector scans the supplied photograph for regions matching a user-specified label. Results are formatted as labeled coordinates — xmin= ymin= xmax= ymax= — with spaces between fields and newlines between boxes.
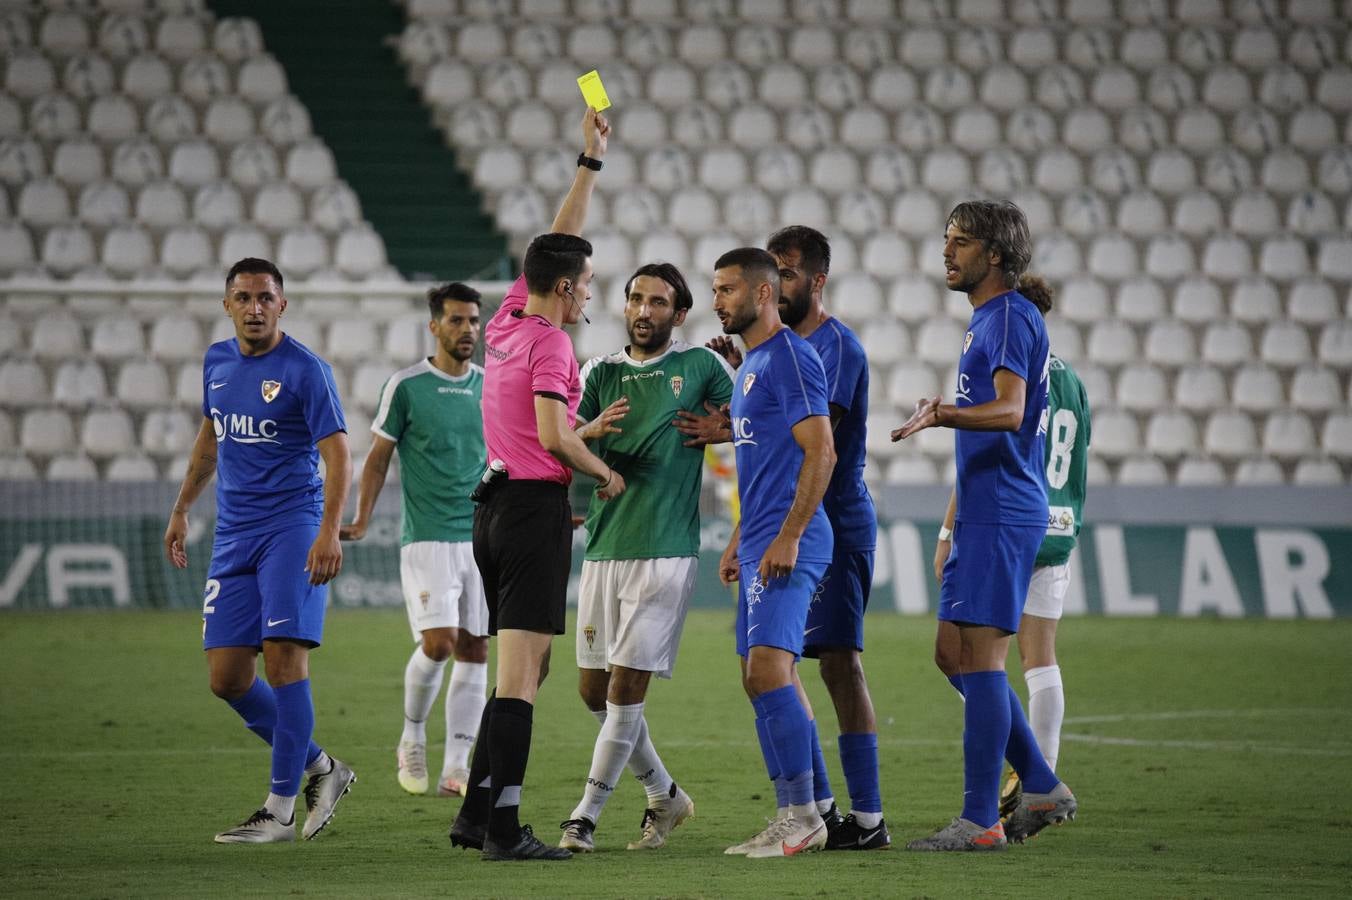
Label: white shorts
xmin=1023 ymin=562 xmax=1069 ymax=621
xmin=576 ymin=556 xmax=697 ymax=679
xmin=400 ymin=541 xmax=489 ymax=641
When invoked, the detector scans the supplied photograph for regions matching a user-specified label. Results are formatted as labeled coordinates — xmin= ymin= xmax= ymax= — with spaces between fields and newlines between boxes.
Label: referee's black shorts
xmin=472 ymin=480 xmax=571 ymax=636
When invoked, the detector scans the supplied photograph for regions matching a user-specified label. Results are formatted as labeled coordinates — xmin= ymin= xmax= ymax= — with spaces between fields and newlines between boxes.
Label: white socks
xmin=401 ymin=646 xmax=447 ymax=744
xmin=443 ymin=660 xmax=488 ymax=775
xmin=626 ymin=713 xmax=675 ymax=803
xmin=1025 ymin=664 xmax=1064 ymax=772
xmin=264 ymin=792 xmax=295 ymax=823
xmin=573 ymin=701 xmax=644 ymax=823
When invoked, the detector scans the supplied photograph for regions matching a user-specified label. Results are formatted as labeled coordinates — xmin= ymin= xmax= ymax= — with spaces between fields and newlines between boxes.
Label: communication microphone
xmin=565 ymin=285 xmax=590 ymax=324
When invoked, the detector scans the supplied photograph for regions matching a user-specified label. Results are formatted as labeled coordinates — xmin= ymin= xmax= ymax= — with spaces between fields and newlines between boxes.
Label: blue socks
xmin=959 ymin=671 xmax=1008 ymax=828
xmin=838 ymin=732 xmax=882 ymax=814
xmin=271 ymin=679 xmax=316 ymax=798
xmin=1005 ymin=684 xmax=1059 ymax=794
xmin=225 ymin=677 xmax=323 ymax=768
xmin=753 ymin=716 xmax=791 ymax=809
xmin=809 ymin=719 xmax=833 ymax=804
xmin=753 ymin=685 xmax=813 ymax=809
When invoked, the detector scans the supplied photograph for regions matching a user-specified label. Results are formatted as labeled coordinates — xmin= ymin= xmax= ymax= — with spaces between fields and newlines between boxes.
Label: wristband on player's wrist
xmin=577 ymin=153 xmax=603 ymax=171
xmin=938 ymin=525 xmax=953 ymax=542
xmin=599 ymin=468 xmax=613 ymax=488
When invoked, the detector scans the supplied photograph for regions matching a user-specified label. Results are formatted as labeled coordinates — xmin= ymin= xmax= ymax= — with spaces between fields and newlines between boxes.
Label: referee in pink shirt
xmin=451 ymin=108 xmax=624 ymax=861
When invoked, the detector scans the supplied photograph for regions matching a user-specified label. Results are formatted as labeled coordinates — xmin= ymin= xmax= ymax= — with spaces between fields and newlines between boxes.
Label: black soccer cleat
xmin=825 ymin=813 xmax=892 ymax=851
xmin=449 ymin=815 xmax=486 ymax=851
xmin=822 ymin=802 xmax=846 ymax=835
xmin=482 ymin=824 xmax=573 ymax=861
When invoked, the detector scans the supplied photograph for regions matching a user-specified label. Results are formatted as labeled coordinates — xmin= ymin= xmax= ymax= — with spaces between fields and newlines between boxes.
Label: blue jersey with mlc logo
xmin=202 ymin=334 xmax=346 ymax=539
xmin=730 ymin=327 xmax=834 ymax=565
xmin=806 ymin=317 xmax=876 ymax=553
xmin=953 ymin=290 xmax=1050 ymax=527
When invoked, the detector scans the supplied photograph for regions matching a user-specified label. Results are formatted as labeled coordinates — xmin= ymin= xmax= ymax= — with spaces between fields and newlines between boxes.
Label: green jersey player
xmin=1000 ymin=274 xmax=1091 ymax=819
xmin=341 ymin=283 xmax=490 ymax=801
xmin=558 ymin=262 xmax=735 ymax=853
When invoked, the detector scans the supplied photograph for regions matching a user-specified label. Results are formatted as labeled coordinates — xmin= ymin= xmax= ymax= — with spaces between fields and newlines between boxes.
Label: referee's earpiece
xmin=562 ymin=280 xmax=590 ymax=324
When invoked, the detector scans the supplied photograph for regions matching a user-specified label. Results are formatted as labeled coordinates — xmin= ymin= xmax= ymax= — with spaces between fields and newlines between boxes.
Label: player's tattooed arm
xmin=164 ymin=418 xmax=218 ymax=568
xmin=673 ymin=400 xmax=731 ymax=447
xmin=575 ymin=396 xmax=629 ymax=442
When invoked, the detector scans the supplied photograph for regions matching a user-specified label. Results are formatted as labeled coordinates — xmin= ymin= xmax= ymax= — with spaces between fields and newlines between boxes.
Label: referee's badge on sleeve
xmin=261 ymin=380 xmax=281 ymax=403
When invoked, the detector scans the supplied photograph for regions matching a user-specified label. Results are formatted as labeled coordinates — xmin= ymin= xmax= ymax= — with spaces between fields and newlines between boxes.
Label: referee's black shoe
xmin=449 ymin=815 xmax=485 ymax=851
xmin=482 ymin=824 xmax=573 ymax=861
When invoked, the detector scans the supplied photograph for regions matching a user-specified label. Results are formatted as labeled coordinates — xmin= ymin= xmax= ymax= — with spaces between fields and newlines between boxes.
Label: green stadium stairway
xmin=210 ymin=0 xmax=513 ymax=281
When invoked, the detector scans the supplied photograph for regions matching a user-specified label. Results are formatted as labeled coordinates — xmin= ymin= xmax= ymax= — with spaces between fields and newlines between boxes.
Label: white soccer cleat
xmin=437 ymin=766 xmax=470 ymax=798
xmin=745 ymin=814 xmax=827 ymax=858
xmin=302 ymin=757 xmax=356 ymax=840
xmin=396 ymin=741 xmax=429 ymax=795
xmin=214 ymin=809 xmax=295 ymax=844
xmin=558 ymin=817 xmax=596 ymax=852
xmin=627 ymin=783 xmax=694 ymax=850
xmin=724 ymin=815 xmax=788 ymax=856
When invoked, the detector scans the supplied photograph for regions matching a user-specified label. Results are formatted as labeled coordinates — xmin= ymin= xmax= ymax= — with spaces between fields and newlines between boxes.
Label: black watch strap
xmin=577 ymin=153 xmax=603 ymax=171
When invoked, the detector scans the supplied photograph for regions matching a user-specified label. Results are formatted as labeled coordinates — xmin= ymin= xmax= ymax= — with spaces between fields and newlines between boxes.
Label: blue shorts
xmin=734 ymin=558 xmax=829 ymax=658
xmin=938 ymin=522 xmax=1042 ymax=635
xmin=203 ymin=524 xmax=328 ymax=650
xmin=802 ymin=549 xmax=874 ymax=658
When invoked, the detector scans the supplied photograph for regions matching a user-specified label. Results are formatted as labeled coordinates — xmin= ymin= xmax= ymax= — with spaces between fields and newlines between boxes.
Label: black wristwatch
xmin=577 ymin=153 xmax=603 ymax=171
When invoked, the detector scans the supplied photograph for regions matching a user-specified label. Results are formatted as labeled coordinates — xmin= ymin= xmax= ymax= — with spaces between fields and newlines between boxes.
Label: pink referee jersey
xmin=481 ymin=275 xmax=581 ymax=485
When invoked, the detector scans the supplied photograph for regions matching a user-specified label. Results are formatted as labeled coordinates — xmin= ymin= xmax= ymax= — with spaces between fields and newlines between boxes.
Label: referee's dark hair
xmin=523 ymin=232 xmax=593 ymax=296
xmin=624 ymin=262 xmax=693 ymax=313
xmin=767 ymin=225 xmax=831 ymax=278
xmin=226 ymin=257 xmax=284 ymax=291
xmin=714 ymin=247 xmax=780 ymax=291
xmin=427 ymin=282 xmax=481 ymax=320
xmin=1018 ymin=273 xmax=1054 ymax=317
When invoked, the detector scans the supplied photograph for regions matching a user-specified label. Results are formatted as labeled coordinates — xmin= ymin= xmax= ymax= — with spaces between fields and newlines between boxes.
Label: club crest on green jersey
xmin=670 ymin=375 xmax=683 ymax=398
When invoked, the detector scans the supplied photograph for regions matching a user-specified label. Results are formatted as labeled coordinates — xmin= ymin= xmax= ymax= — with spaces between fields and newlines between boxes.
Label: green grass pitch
xmin=3 ymin=608 xmax=1351 ymax=898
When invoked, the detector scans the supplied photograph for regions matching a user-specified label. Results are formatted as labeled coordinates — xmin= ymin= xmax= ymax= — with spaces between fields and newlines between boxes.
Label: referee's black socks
xmin=486 ymin=697 xmax=535 ymax=843
xmin=458 ymin=694 xmax=497 ymax=826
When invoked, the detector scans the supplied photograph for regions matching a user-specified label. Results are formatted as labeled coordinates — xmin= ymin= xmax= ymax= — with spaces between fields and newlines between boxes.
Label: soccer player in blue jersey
xmin=892 ymin=201 xmax=1076 ymax=851
xmin=164 ymin=257 xmax=356 ymax=844
xmin=712 ymin=247 xmax=838 ymax=858
xmin=682 ymin=227 xmax=887 ymax=848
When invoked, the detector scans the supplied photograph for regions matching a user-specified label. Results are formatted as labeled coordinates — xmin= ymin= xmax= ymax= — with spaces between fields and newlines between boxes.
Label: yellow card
xmin=576 ymin=69 xmax=611 ymax=112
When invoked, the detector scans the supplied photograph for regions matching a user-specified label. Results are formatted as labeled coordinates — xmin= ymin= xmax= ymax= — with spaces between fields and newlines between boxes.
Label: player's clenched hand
xmin=306 ymin=530 xmax=343 ymax=585
xmin=673 ymin=400 xmax=731 ymax=447
xmin=577 ymin=396 xmax=628 ymax=442
xmin=704 ymin=336 xmax=743 ymax=368
xmin=583 ymin=106 xmax=609 ymax=158
xmin=338 ymin=519 xmax=366 ymax=541
xmin=164 ymin=510 xmax=189 ymax=569
xmin=933 ymin=535 xmax=952 ymax=584
xmin=758 ymin=534 xmax=800 ymax=583
xmin=891 ymin=395 xmax=942 ymax=441
xmin=596 ymin=468 xmax=625 ymax=501
xmin=719 ymin=539 xmax=739 ymax=586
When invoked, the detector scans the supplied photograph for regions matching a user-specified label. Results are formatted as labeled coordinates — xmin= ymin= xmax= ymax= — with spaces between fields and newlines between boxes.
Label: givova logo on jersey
xmin=210 ymin=407 xmax=281 ymax=445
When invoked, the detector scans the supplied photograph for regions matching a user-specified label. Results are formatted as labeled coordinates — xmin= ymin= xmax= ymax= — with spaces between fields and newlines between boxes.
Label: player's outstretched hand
xmin=306 ymin=529 xmax=343 ymax=585
xmin=705 ymin=336 xmax=743 ymax=368
xmin=719 ymin=539 xmax=740 ymax=586
xmin=673 ymin=400 xmax=731 ymax=447
xmin=583 ymin=106 xmax=609 ymax=159
xmin=578 ymin=396 xmax=628 ymax=442
xmin=891 ymin=395 xmax=942 ymax=441
xmin=338 ymin=520 xmax=365 ymax=541
xmin=758 ymin=533 xmax=800 ymax=583
xmin=164 ymin=510 xmax=189 ymax=569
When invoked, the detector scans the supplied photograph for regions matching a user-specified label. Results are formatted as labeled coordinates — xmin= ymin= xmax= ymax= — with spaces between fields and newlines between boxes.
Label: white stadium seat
xmin=914 ymin=318 xmax=966 ymax=366
xmin=1116 ymin=191 xmax=1167 ymax=237
xmin=1176 ymin=455 xmax=1227 ymax=485
xmin=1234 ymin=457 xmax=1285 ymax=485
xmin=1288 ymin=279 xmax=1340 ymax=325
xmin=114 ymin=359 xmax=171 ymax=410
xmin=1200 ymin=321 xmax=1254 ymax=368
xmin=1286 ymin=191 xmax=1339 ymax=237
xmin=895 ymin=105 xmax=944 ymax=151
xmin=18 ymin=179 xmax=72 ymax=227
xmin=100 ymin=224 xmax=156 ymax=278
xmin=1145 ymin=410 xmax=1200 ymax=460
xmin=1118 ymin=455 xmax=1170 ymax=485
xmin=110 ymin=138 xmax=165 ymax=186
xmin=41 ymin=224 xmax=97 ymax=276
xmin=1116 ymin=363 xmax=1169 ymax=412
xmin=285 ymin=139 xmax=337 ymax=189
xmin=1173 ymin=277 xmax=1225 ymax=324
xmin=1292 ymin=459 xmax=1344 ymax=486
xmin=1143 ymin=319 xmax=1196 ymax=367
xmin=277 ymin=226 xmax=330 ymax=278
xmin=21 ymin=408 xmax=76 ymax=457
xmin=91 ymin=317 xmax=146 ymax=360
xmin=888 ymin=274 xmax=940 ymax=322
xmin=334 ymin=226 xmax=388 ymax=279
xmin=1321 ymin=413 xmax=1352 ymax=460
xmin=1291 ymin=367 xmax=1343 ymax=413
xmin=52 ymin=360 xmax=108 ymax=409
xmin=53 ymin=138 xmax=106 ymax=187
xmin=87 ymin=92 xmax=139 ymax=140
xmin=1090 ymin=409 xmax=1140 ymax=460
xmin=252 ymin=182 xmax=305 ymax=231
xmin=1263 ymin=411 xmax=1317 ymax=461
xmin=238 ymin=54 xmax=287 ymax=104
xmin=47 ymin=454 xmax=99 ymax=481
xmin=81 ymin=408 xmax=137 ymax=459
xmin=1062 ymin=108 xmax=1112 ymax=154
xmin=218 ymin=225 xmax=271 ymax=269
xmin=1232 ymin=365 xmax=1285 ymax=413
xmin=1203 ymin=409 xmax=1258 ymax=459
xmin=1260 ymin=321 xmax=1313 ymax=369
xmin=148 ymin=315 xmax=205 ymax=363
xmin=1115 ymin=277 xmax=1167 ymax=324
xmin=1201 ymin=234 xmax=1253 ymax=281
xmin=169 ymin=140 xmax=221 ymax=188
